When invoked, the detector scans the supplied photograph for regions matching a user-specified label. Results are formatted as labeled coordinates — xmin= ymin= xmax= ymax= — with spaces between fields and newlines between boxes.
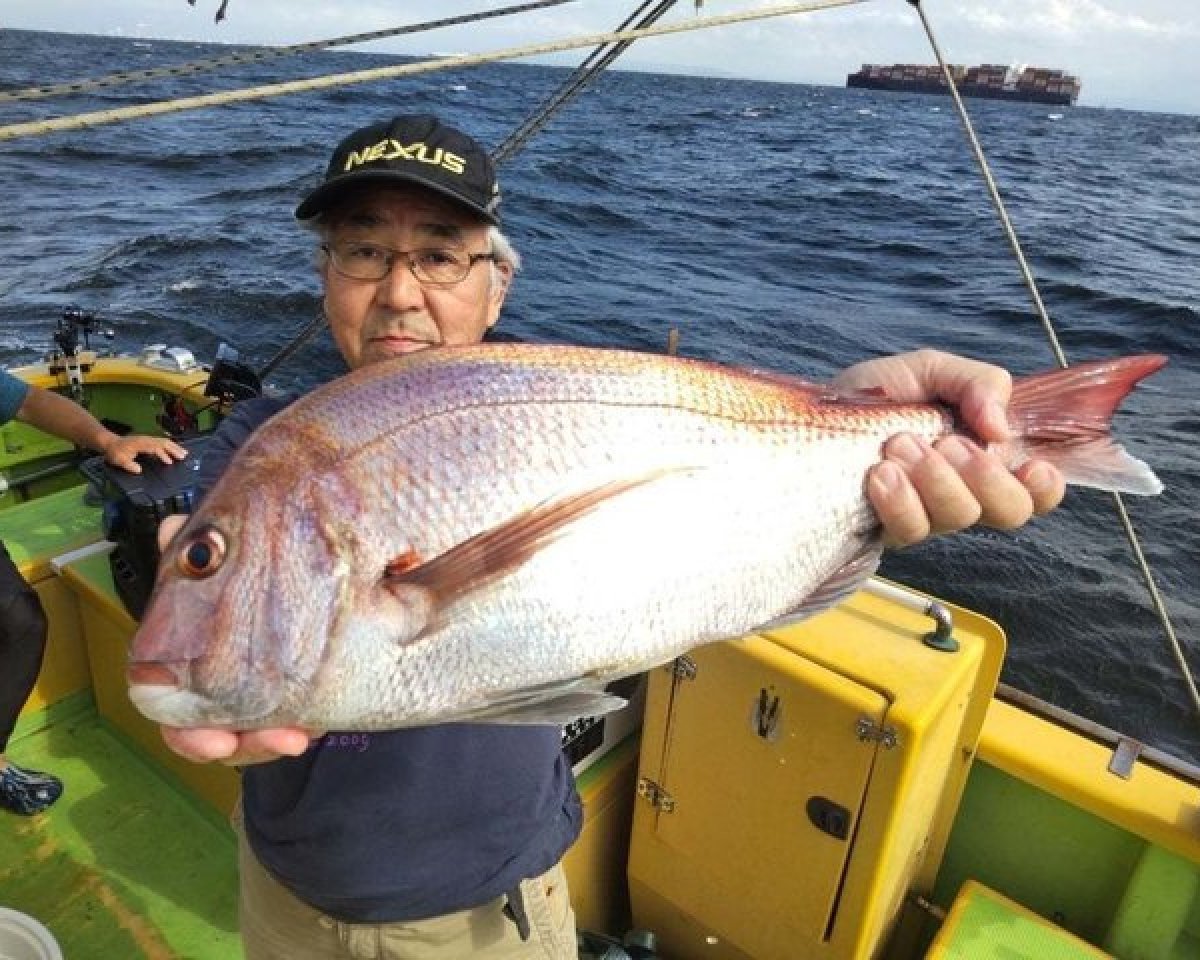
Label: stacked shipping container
xmin=847 ymin=63 xmax=1081 ymax=106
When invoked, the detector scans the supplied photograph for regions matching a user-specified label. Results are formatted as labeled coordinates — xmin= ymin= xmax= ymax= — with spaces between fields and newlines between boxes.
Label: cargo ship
xmin=847 ymin=63 xmax=1081 ymax=106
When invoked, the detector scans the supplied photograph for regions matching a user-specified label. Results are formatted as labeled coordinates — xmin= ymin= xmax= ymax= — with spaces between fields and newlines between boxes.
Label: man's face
xmin=320 ymin=185 xmax=511 ymax=370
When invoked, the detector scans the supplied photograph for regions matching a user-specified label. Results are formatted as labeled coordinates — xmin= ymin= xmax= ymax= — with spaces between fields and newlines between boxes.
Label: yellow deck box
xmin=627 ymin=582 xmax=1005 ymax=960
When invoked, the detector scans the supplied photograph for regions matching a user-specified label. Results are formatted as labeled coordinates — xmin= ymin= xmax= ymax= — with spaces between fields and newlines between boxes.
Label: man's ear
xmin=492 ymin=260 xmax=513 ymax=298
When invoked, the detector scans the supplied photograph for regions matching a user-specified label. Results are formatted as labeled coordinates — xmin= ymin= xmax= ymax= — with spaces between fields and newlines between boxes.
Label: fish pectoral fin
xmin=383 ymin=469 xmax=689 ymax=612
xmin=454 ymin=680 xmax=629 ymax=726
xmin=759 ymin=541 xmax=883 ymax=631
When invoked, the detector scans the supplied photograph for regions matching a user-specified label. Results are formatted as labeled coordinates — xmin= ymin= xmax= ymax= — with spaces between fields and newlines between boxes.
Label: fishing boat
xmin=2 ymin=3 xmax=1198 ymax=959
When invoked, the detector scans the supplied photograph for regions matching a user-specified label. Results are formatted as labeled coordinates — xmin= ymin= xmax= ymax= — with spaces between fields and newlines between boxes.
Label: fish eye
xmin=177 ymin=527 xmax=226 ymax=578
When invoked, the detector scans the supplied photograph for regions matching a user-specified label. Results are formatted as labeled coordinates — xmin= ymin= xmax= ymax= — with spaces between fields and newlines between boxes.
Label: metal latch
xmin=1108 ymin=736 xmax=1143 ymax=780
xmin=637 ymin=777 xmax=676 ymax=813
xmin=856 ymin=717 xmax=899 ymax=750
xmin=754 ymin=689 xmax=781 ymax=740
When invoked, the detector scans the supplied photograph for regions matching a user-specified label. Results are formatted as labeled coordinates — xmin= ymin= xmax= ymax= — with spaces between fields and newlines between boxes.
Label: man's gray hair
xmin=486 ymin=226 xmax=521 ymax=290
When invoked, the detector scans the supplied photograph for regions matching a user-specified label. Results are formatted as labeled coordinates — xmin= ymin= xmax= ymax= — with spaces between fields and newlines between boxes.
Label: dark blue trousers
xmin=0 ymin=540 xmax=47 ymax=753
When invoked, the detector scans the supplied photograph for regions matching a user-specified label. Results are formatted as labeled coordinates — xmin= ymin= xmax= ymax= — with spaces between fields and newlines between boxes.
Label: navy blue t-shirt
xmin=0 ymin=369 xmax=30 ymax=425
xmin=196 ymin=382 xmax=582 ymax=923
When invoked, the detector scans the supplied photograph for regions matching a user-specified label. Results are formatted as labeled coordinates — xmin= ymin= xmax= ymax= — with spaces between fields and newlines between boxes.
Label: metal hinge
xmin=856 ymin=717 xmax=900 ymax=750
xmin=668 ymin=655 xmax=697 ymax=681
xmin=637 ymin=777 xmax=676 ymax=813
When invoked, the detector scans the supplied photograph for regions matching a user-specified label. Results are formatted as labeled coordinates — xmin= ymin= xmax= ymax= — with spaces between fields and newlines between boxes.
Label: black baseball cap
xmin=295 ymin=115 xmax=501 ymax=224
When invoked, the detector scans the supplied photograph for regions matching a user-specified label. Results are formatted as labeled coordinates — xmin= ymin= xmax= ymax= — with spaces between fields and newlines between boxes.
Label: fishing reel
xmin=202 ymin=342 xmax=262 ymax=406
xmin=52 ymin=304 xmax=114 ymax=358
xmin=45 ymin=304 xmax=116 ymax=400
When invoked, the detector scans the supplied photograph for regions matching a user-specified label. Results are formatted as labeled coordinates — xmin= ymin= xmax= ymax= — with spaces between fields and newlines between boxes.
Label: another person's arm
xmin=834 ymin=348 xmax=1066 ymax=546
xmin=17 ymin=383 xmax=185 ymax=472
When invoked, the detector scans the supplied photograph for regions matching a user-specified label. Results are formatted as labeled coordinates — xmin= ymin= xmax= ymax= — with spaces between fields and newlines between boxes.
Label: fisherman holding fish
xmin=0 ymin=371 xmax=184 ymax=815
xmin=141 ymin=114 xmax=1091 ymax=959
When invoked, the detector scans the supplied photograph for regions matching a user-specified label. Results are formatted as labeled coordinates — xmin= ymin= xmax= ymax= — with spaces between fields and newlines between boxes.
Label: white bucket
xmin=0 ymin=909 xmax=63 ymax=960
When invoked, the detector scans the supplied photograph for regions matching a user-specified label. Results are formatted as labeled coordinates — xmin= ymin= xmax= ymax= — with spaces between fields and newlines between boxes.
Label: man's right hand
xmin=154 ymin=514 xmax=319 ymax=766
xmin=161 ymin=726 xmax=315 ymax=766
xmin=157 ymin=513 xmax=190 ymax=552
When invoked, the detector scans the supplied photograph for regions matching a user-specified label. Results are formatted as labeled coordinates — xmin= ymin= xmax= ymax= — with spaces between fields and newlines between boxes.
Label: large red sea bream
xmin=126 ymin=345 xmax=1165 ymax=730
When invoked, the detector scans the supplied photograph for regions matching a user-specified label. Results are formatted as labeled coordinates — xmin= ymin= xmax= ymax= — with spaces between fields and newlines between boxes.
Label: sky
xmin=3 ymin=0 xmax=1198 ymax=116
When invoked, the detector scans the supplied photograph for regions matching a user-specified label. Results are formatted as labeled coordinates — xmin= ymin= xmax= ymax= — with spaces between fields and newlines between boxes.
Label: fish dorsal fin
xmin=737 ymin=366 xmax=892 ymax=405
xmin=738 ymin=366 xmax=827 ymax=394
xmin=759 ymin=540 xmax=883 ymax=632
xmin=384 ymin=469 xmax=689 ymax=614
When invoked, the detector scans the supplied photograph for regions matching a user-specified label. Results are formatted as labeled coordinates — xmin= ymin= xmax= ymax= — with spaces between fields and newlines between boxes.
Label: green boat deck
xmin=3 ymin=700 xmax=240 ymax=960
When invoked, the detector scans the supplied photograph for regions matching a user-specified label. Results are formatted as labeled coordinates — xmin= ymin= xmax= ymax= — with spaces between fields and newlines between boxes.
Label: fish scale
xmin=127 ymin=346 xmax=1164 ymax=731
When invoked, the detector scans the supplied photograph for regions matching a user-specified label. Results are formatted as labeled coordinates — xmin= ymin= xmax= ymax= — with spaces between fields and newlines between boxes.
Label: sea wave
xmin=2 ymin=28 xmax=1198 ymax=762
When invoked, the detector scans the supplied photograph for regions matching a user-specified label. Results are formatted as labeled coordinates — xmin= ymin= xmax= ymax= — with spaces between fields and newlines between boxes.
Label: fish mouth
xmin=127 ymin=661 xmax=188 ymax=689
xmin=127 ymin=659 xmax=284 ymax=727
xmin=127 ymin=660 xmax=233 ymax=727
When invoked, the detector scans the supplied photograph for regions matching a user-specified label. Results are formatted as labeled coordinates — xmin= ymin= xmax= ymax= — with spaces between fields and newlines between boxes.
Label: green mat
xmin=0 ymin=484 xmax=100 ymax=571
xmin=928 ymin=879 xmax=1111 ymax=959
xmin=2 ymin=710 xmax=240 ymax=959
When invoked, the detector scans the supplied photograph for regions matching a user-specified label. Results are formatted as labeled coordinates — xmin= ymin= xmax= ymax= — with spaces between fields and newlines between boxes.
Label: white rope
xmin=909 ymin=0 xmax=1200 ymax=721
xmin=0 ymin=0 xmax=581 ymax=103
xmin=0 ymin=0 xmax=867 ymax=142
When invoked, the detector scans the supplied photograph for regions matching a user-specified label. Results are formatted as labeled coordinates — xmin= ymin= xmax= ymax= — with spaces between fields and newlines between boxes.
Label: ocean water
xmin=2 ymin=29 xmax=1198 ymax=763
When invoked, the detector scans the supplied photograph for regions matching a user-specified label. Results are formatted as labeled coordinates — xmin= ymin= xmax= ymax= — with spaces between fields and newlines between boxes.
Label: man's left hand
xmin=834 ymin=348 xmax=1066 ymax=547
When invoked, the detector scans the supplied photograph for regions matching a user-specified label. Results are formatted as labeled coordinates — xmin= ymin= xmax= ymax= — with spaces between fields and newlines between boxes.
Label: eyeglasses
xmin=322 ymin=240 xmax=497 ymax=287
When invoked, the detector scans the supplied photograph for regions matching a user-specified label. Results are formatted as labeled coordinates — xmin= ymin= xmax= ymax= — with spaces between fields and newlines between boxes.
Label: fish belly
xmin=331 ymin=428 xmax=883 ymax=728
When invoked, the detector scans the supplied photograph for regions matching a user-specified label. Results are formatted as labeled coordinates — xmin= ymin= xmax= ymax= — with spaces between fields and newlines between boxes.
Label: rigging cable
xmin=250 ymin=0 xmax=688 ymax=377
xmin=247 ymin=0 xmax=686 ymax=387
xmin=0 ymin=0 xmax=868 ymax=142
xmin=906 ymin=0 xmax=1200 ymax=721
xmin=0 ymin=0 xmax=580 ymax=103
xmin=492 ymin=0 xmax=682 ymax=165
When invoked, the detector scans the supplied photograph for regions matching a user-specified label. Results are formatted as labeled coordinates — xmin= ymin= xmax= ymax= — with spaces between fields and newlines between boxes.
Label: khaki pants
xmin=236 ymin=819 xmax=578 ymax=960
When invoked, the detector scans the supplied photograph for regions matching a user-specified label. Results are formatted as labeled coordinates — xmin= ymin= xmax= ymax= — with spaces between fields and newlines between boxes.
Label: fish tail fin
xmin=1001 ymin=354 xmax=1166 ymax=495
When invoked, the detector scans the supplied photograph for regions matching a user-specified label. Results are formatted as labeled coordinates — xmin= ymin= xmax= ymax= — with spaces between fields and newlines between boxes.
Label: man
xmin=0 ymin=369 xmax=185 ymax=815
xmin=157 ymin=115 xmax=1065 ymax=959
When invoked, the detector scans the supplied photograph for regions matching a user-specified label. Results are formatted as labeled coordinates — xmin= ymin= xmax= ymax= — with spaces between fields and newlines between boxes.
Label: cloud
xmin=3 ymin=0 xmax=1198 ymax=113
xmin=953 ymin=0 xmax=1194 ymax=40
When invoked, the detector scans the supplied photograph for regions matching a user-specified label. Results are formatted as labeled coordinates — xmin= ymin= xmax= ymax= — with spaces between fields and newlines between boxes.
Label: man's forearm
xmin=16 ymin=386 xmax=117 ymax=454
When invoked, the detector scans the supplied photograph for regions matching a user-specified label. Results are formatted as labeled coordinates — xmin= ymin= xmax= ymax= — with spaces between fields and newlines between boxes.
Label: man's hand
xmin=834 ymin=349 xmax=1066 ymax=546
xmin=154 ymin=514 xmax=319 ymax=766
xmin=101 ymin=433 xmax=187 ymax=473
xmin=161 ymin=726 xmax=316 ymax=766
